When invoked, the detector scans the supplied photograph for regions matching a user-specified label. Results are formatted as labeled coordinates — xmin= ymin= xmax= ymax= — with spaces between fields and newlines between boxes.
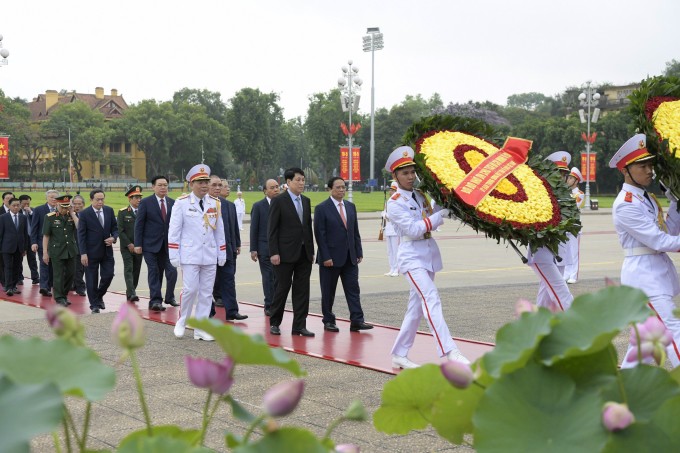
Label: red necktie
xmin=160 ymin=198 xmax=167 ymax=222
xmin=338 ymin=202 xmax=347 ymax=228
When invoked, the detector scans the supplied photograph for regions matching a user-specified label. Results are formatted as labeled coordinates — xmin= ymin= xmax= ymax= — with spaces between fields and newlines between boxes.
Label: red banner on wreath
xmin=580 ymin=152 xmax=597 ymax=182
xmin=0 ymin=136 xmax=9 ymax=179
xmin=339 ymin=146 xmax=361 ymax=181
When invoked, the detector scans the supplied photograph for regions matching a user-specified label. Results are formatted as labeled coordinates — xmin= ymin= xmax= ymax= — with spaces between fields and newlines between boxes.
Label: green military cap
xmin=125 ymin=185 xmax=143 ymax=198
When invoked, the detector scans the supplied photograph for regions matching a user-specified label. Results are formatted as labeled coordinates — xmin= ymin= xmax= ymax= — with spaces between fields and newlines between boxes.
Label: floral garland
xmin=402 ymin=115 xmax=580 ymax=255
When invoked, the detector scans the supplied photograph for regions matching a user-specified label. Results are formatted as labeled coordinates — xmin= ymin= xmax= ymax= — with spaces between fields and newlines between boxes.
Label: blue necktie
xmin=295 ymin=197 xmax=303 ymax=222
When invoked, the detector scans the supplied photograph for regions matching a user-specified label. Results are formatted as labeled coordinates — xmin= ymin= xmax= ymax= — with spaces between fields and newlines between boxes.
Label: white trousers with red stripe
xmin=530 ymin=262 xmax=573 ymax=311
xmin=391 ymin=268 xmax=457 ymax=358
xmin=621 ymin=294 xmax=680 ymax=368
xmin=176 ymin=264 xmax=217 ymax=333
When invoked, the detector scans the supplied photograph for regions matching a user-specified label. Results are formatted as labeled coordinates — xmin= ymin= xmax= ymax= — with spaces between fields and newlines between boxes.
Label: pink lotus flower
xmin=441 ymin=361 xmax=474 ymax=389
xmin=602 ymin=402 xmax=635 ymax=431
xmin=515 ymin=299 xmax=537 ymax=317
xmin=263 ymin=379 xmax=304 ymax=417
xmin=46 ymin=305 xmax=84 ymax=346
xmin=185 ymin=356 xmax=235 ymax=395
xmin=335 ymin=444 xmax=360 ymax=452
xmin=627 ymin=316 xmax=672 ymax=365
xmin=111 ymin=303 xmax=145 ymax=350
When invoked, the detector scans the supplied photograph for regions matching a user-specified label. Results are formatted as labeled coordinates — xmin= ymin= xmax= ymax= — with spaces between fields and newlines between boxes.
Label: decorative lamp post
xmin=0 ymin=34 xmax=10 ymax=67
xmin=338 ymin=60 xmax=362 ymax=202
xmin=362 ymin=27 xmax=383 ymax=189
xmin=578 ymin=82 xmax=600 ymax=209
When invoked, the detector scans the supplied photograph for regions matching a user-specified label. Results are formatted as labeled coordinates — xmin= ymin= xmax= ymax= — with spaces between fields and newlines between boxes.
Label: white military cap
xmin=186 ymin=164 xmax=211 ymax=182
xmin=545 ymin=151 xmax=571 ymax=171
xmin=608 ymin=134 xmax=654 ymax=170
xmin=385 ymin=146 xmax=415 ymax=173
xmin=569 ymin=167 xmax=584 ymax=183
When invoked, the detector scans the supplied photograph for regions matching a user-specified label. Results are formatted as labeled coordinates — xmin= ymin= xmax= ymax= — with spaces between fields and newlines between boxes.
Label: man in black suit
xmin=250 ymin=179 xmax=280 ymax=316
xmin=19 ymin=194 xmax=40 ymax=285
xmin=314 ymin=177 xmax=373 ymax=333
xmin=77 ymin=189 xmax=118 ymax=313
xmin=30 ymin=189 xmax=59 ymax=297
xmin=0 ymin=192 xmax=14 ymax=215
xmin=134 ymin=175 xmax=178 ymax=311
xmin=268 ymin=167 xmax=315 ymax=337
xmin=0 ymin=198 xmax=29 ymax=295
xmin=209 ymin=176 xmax=246 ymax=320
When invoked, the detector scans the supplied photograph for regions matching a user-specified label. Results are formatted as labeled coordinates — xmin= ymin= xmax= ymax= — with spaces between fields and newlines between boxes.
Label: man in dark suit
xmin=209 ymin=176 xmax=246 ymax=320
xmin=314 ymin=177 xmax=373 ymax=333
xmin=77 ymin=189 xmax=118 ymax=313
xmin=0 ymin=198 xmax=29 ymax=295
xmin=30 ymin=189 xmax=59 ymax=297
xmin=19 ymin=194 xmax=40 ymax=285
xmin=0 ymin=192 xmax=14 ymax=215
xmin=134 ymin=175 xmax=178 ymax=311
xmin=250 ymin=179 xmax=280 ymax=316
xmin=268 ymin=167 xmax=315 ymax=337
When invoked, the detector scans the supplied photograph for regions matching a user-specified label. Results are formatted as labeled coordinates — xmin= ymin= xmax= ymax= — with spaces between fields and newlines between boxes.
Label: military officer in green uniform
xmin=119 ymin=185 xmax=144 ymax=302
xmin=42 ymin=195 xmax=79 ymax=306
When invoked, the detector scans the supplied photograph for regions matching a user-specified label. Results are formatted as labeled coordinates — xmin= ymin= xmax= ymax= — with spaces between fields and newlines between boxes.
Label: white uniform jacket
xmin=386 ymin=188 xmax=447 ymax=274
xmin=613 ymin=183 xmax=680 ymax=297
xmin=168 ymin=193 xmax=227 ymax=266
xmin=235 ymin=198 xmax=246 ymax=214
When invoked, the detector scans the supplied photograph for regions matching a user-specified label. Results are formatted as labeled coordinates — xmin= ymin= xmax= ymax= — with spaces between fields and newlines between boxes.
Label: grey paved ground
xmin=1 ymin=207 xmax=677 ymax=452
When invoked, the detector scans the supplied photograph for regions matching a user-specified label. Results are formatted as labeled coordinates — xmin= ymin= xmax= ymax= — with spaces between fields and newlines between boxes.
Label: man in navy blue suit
xmin=249 ymin=179 xmax=279 ymax=316
xmin=19 ymin=194 xmax=40 ymax=285
xmin=0 ymin=198 xmax=30 ymax=296
xmin=209 ymin=175 xmax=246 ymax=320
xmin=134 ymin=175 xmax=178 ymax=311
xmin=77 ymin=189 xmax=118 ymax=313
xmin=314 ymin=177 xmax=372 ymax=333
xmin=30 ymin=189 xmax=59 ymax=297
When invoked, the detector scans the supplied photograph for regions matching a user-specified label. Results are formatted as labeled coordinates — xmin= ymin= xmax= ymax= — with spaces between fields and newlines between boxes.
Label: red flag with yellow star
xmin=0 ymin=136 xmax=9 ymax=179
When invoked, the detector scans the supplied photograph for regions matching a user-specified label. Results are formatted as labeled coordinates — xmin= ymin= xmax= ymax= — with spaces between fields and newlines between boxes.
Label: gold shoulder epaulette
xmin=47 ymin=212 xmax=56 ymax=217
xmin=391 ymin=193 xmax=401 ymax=200
xmin=119 ymin=207 xmax=128 ymax=211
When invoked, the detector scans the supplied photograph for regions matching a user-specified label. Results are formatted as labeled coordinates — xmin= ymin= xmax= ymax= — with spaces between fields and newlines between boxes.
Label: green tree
xmin=0 ymin=90 xmax=47 ymax=180
xmin=303 ymin=89 xmax=348 ymax=182
xmin=172 ymin=88 xmax=229 ymax=124
xmin=506 ymin=92 xmax=549 ymax=111
xmin=664 ymin=59 xmax=680 ymax=77
xmin=42 ymin=101 xmax=111 ymax=182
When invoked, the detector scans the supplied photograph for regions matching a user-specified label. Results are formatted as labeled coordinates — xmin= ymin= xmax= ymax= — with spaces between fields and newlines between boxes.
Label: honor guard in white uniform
xmin=385 ymin=146 xmax=470 ymax=369
xmin=610 ymin=134 xmax=680 ymax=368
xmin=558 ymin=167 xmax=585 ymax=283
xmin=169 ymin=164 xmax=227 ymax=341
xmin=527 ymin=151 xmax=574 ymax=311
xmin=382 ymin=181 xmax=400 ymax=276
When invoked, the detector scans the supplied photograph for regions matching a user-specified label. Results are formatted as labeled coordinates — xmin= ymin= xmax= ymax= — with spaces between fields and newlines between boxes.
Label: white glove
xmin=170 ymin=258 xmax=180 ymax=268
xmin=218 ymin=259 xmax=226 ymax=267
xmin=438 ymin=208 xmax=451 ymax=218
xmin=666 ymin=189 xmax=679 ymax=204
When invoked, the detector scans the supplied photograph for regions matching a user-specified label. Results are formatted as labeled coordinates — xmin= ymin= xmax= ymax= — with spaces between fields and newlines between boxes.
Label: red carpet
xmin=3 ymin=279 xmax=494 ymax=375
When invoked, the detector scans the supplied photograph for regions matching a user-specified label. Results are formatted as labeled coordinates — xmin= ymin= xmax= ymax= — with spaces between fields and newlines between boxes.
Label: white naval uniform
xmin=168 ymin=193 xmax=227 ymax=334
xmin=382 ymin=207 xmax=399 ymax=274
xmin=386 ymin=188 xmax=460 ymax=358
xmin=527 ymin=246 xmax=573 ymax=311
xmin=235 ymin=198 xmax=246 ymax=231
xmin=613 ymin=183 xmax=680 ymax=368
xmin=558 ymin=188 xmax=585 ymax=282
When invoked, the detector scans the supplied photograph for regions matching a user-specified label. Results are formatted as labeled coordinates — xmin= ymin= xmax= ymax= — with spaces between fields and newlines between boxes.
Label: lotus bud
xmin=263 ymin=379 xmax=304 ymax=417
xmin=335 ymin=444 xmax=360 ymax=453
xmin=111 ymin=303 xmax=145 ymax=350
xmin=515 ymin=299 xmax=537 ymax=317
xmin=602 ymin=402 xmax=635 ymax=431
xmin=625 ymin=341 xmax=655 ymax=363
xmin=46 ymin=305 xmax=85 ymax=346
xmin=441 ymin=361 xmax=474 ymax=389
xmin=641 ymin=317 xmax=671 ymax=346
xmin=343 ymin=400 xmax=368 ymax=421
xmin=185 ymin=356 xmax=235 ymax=395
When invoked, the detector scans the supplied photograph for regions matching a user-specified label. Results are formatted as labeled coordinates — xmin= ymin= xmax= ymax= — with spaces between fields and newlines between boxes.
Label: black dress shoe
xmin=324 ymin=323 xmax=340 ymax=332
xmin=13 ymin=288 xmax=21 ymax=294
xmin=129 ymin=295 xmax=140 ymax=302
xmin=39 ymin=288 xmax=52 ymax=297
xmin=270 ymin=325 xmax=281 ymax=335
xmin=350 ymin=322 xmax=374 ymax=332
xmin=214 ymin=298 xmax=224 ymax=307
xmin=91 ymin=308 xmax=100 ymax=314
xmin=66 ymin=299 xmax=72 ymax=306
xmin=264 ymin=308 xmax=272 ymax=317
xmin=292 ymin=328 xmax=315 ymax=337
xmin=150 ymin=303 xmax=163 ymax=312
xmin=56 ymin=299 xmax=68 ymax=307
xmin=164 ymin=298 xmax=179 ymax=307
xmin=32 ymin=280 xmax=40 ymax=285
xmin=76 ymin=291 xmax=86 ymax=296
xmin=226 ymin=313 xmax=248 ymax=321
xmin=6 ymin=290 xmax=14 ymax=297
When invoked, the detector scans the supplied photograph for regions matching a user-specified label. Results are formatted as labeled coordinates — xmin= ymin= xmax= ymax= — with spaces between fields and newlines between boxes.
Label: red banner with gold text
xmin=339 ymin=146 xmax=361 ymax=181
xmin=580 ymin=152 xmax=596 ymax=182
xmin=0 ymin=137 xmax=9 ymax=179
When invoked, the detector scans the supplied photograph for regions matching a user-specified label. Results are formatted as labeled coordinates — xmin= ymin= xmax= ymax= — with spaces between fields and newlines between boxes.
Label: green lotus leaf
xmin=188 ymin=319 xmax=304 ymax=376
xmin=474 ymin=363 xmax=608 ymax=453
xmin=232 ymin=427 xmax=326 ymax=453
xmin=0 ymin=376 xmax=64 ymax=453
xmin=0 ymin=336 xmax=115 ymax=401
xmin=538 ymin=286 xmax=651 ymax=365
xmin=117 ymin=425 xmax=202 ymax=451
xmin=431 ymin=377 xmax=484 ymax=444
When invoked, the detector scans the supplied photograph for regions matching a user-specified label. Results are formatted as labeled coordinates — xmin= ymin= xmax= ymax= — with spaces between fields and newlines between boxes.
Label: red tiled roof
xmin=28 ymin=90 xmax=129 ymax=121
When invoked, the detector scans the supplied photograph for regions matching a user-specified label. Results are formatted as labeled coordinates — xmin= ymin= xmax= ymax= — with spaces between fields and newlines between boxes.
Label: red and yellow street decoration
xmin=0 ymin=136 xmax=9 ymax=179
xmin=403 ymin=115 xmax=580 ymax=255
xmin=339 ymin=146 xmax=360 ymax=181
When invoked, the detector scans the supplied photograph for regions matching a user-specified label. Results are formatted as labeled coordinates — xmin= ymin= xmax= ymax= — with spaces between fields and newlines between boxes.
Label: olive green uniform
xmin=43 ymin=212 xmax=78 ymax=304
xmin=118 ymin=206 xmax=143 ymax=299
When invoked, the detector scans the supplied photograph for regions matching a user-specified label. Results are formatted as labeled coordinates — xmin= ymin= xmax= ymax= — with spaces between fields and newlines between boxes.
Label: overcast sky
xmin=1 ymin=0 xmax=677 ymax=119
